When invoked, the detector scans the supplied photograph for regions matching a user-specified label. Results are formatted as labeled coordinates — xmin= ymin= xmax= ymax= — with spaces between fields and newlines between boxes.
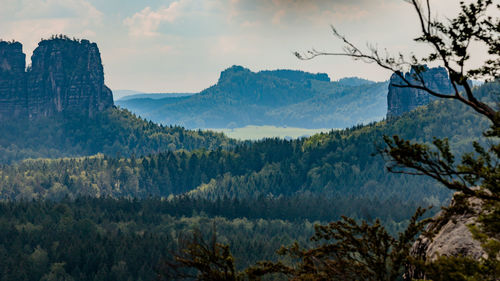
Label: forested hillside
xmin=0 ymin=198 xmax=315 ymax=280
xmin=116 ymin=66 xmax=388 ymax=129
xmin=1 ymin=0 xmax=497 ymax=279
xmin=0 ymin=82 xmax=494 ymax=281
xmin=0 ymin=78 xmax=496 ymax=280
xmin=0 ymin=108 xmax=236 ymax=164
xmin=1 ymin=83 xmax=495 ymax=203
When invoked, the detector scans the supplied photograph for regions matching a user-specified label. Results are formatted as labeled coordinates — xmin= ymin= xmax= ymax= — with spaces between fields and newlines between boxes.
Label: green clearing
xmin=208 ymin=125 xmax=335 ymax=140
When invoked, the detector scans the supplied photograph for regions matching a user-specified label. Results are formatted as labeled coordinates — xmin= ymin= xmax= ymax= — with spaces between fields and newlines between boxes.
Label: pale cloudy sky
xmin=0 ymin=0 xmax=478 ymax=92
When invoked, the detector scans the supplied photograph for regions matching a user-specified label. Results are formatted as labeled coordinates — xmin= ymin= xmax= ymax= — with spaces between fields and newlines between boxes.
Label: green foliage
xmin=378 ymin=82 xmax=500 ymax=281
xmin=1 ymin=3 xmax=498 ymax=280
xmin=0 ymin=107 xmax=235 ymax=164
xmin=296 ymin=0 xmax=500 ymax=276
xmin=411 ymin=255 xmax=499 ymax=281
xmin=116 ymin=68 xmax=388 ymax=129
xmin=372 ymin=1 xmax=500 ymax=279
xmin=246 ymin=208 xmax=428 ymax=281
xmin=189 ymin=86 xmax=492 ymax=201
xmin=0 ymin=61 xmax=494 ymax=281
xmin=41 ymin=263 xmax=74 ymax=281
xmin=0 ymin=198 xmax=316 ymax=281
xmin=159 ymin=227 xmax=243 ymax=281
xmin=0 ymin=83 xmax=496 ymax=209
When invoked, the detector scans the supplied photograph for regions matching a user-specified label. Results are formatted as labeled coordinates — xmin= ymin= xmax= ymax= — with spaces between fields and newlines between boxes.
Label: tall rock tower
xmin=387 ymin=67 xmax=454 ymax=118
xmin=0 ymin=41 xmax=27 ymax=119
xmin=0 ymin=37 xmax=114 ymax=119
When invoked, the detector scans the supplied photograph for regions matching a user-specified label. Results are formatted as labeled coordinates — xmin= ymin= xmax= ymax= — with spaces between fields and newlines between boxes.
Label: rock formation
xmin=407 ymin=194 xmax=493 ymax=279
xmin=0 ymin=41 xmax=27 ymax=119
xmin=413 ymin=197 xmax=487 ymax=261
xmin=387 ymin=66 xmax=454 ymax=118
xmin=0 ymin=37 xmax=113 ymax=119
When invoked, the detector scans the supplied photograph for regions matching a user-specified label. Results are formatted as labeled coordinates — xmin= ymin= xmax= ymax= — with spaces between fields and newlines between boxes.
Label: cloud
xmin=14 ymin=0 xmax=103 ymax=23
xmin=0 ymin=0 xmax=469 ymax=92
xmin=319 ymin=4 xmax=369 ymax=22
xmin=272 ymin=9 xmax=286 ymax=25
xmin=223 ymin=0 xmax=375 ymax=27
xmin=124 ymin=1 xmax=187 ymax=37
xmin=0 ymin=0 xmax=104 ymax=62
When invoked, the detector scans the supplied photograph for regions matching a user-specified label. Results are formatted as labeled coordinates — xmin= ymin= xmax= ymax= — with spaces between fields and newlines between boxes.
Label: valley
xmin=208 ymin=125 xmax=333 ymax=140
xmin=116 ymin=66 xmax=388 ymax=130
xmin=1 ymin=2 xmax=498 ymax=277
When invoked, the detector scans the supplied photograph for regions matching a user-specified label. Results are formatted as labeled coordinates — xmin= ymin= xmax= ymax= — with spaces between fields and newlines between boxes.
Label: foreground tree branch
xmin=246 ymin=208 xmax=429 ymax=281
xmin=296 ymin=0 xmax=500 ymax=202
xmin=159 ymin=1 xmax=500 ymax=280
xmin=296 ymin=0 xmax=499 ymax=126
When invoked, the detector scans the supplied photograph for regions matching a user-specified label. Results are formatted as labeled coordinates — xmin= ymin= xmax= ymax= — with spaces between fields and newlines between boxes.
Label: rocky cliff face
xmin=0 ymin=41 xmax=27 ymax=119
xmin=387 ymin=67 xmax=453 ymax=118
xmin=0 ymin=38 xmax=113 ymax=119
xmin=413 ymin=196 xmax=487 ymax=261
xmin=407 ymin=194 xmax=491 ymax=279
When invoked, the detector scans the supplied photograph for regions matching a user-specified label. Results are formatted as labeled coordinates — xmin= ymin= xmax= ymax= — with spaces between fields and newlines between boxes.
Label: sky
xmin=0 ymin=0 xmax=482 ymax=93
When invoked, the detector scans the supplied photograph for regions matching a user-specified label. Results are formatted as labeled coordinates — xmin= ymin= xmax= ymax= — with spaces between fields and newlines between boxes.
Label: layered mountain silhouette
xmin=116 ymin=66 xmax=388 ymax=129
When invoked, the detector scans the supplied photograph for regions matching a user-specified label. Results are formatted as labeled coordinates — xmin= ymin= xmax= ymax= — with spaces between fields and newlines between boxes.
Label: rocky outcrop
xmin=387 ymin=67 xmax=454 ymax=118
xmin=413 ymin=196 xmax=487 ymax=261
xmin=407 ymin=194 xmax=491 ymax=279
xmin=0 ymin=37 xmax=113 ymax=119
xmin=214 ymin=65 xmax=333 ymax=107
xmin=0 ymin=41 xmax=27 ymax=119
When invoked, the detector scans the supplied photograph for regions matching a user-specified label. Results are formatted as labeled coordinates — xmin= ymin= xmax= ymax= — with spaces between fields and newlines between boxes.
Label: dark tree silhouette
xmin=295 ymin=0 xmax=500 ymax=279
xmin=158 ymin=226 xmax=243 ymax=281
xmin=246 ymin=208 xmax=428 ymax=281
xmin=296 ymin=0 xmax=500 ymax=202
xmin=158 ymin=1 xmax=500 ymax=280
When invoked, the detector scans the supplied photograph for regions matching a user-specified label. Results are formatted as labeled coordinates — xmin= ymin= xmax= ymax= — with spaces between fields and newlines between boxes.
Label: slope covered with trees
xmin=2 ymin=0 xmax=498 ymax=279
xmin=0 ymin=198 xmax=316 ymax=281
xmin=0 ymin=108 xmax=236 ymax=164
xmin=2 ymin=83 xmax=492 ymax=281
xmin=0 ymin=75 xmax=495 ymax=281
xmin=1 ymin=82 xmax=495 ymax=204
xmin=0 ymin=80 xmax=492 ymax=279
xmin=116 ymin=66 xmax=388 ymax=129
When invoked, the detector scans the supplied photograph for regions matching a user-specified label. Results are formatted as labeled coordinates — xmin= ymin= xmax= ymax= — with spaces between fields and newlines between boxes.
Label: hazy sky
xmin=0 ymin=0 xmax=479 ymax=92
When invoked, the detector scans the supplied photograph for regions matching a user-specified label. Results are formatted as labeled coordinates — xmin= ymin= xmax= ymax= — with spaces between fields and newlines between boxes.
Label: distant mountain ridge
xmin=117 ymin=65 xmax=388 ymax=129
xmin=113 ymin=90 xmax=144 ymax=100
xmin=336 ymin=77 xmax=375 ymax=87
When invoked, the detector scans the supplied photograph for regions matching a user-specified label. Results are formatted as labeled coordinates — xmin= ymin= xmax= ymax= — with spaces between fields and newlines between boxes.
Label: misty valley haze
xmin=116 ymin=65 xmax=388 ymax=130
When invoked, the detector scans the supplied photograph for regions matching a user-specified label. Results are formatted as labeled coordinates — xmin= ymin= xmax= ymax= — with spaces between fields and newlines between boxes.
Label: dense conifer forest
xmin=0 ymin=82 xmax=496 ymax=280
xmin=0 ymin=108 xmax=236 ymax=164
xmin=1 ymin=0 xmax=499 ymax=279
xmin=0 ymin=198 xmax=315 ymax=280
xmin=1 ymin=82 xmax=494 ymax=203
